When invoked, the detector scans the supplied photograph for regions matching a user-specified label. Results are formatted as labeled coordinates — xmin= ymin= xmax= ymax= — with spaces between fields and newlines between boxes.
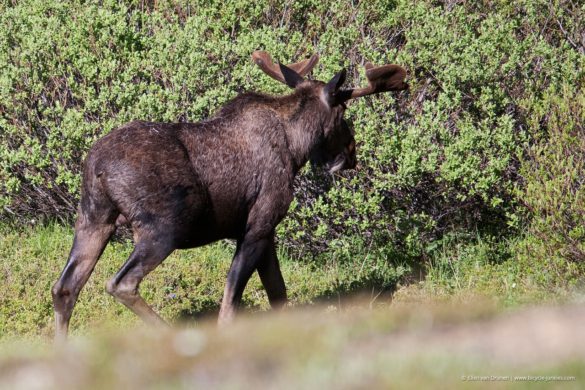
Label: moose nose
xmin=346 ymin=154 xmax=357 ymax=170
xmin=345 ymin=141 xmax=357 ymax=170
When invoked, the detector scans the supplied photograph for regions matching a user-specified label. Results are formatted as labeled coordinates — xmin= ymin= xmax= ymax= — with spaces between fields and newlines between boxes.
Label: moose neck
xmin=281 ymin=91 xmax=327 ymax=174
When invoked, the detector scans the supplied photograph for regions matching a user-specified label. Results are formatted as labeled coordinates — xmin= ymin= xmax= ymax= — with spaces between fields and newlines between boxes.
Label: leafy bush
xmin=0 ymin=0 xmax=583 ymax=260
xmin=515 ymin=88 xmax=585 ymax=284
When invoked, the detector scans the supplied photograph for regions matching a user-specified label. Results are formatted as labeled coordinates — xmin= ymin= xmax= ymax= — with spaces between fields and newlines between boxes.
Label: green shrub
xmin=279 ymin=0 xmax=583 ymax=256
xmin=515 ymin=87 xmax=585 ymax=283
xmin=0 ymin=0 xmax=582 ymax=260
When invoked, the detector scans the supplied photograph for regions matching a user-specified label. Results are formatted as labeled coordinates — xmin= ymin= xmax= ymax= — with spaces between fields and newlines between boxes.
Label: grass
xmin=1 ymin=223 xmax=580 ymax=341
xmin=0 ymin=223 xmax=405 ymax=340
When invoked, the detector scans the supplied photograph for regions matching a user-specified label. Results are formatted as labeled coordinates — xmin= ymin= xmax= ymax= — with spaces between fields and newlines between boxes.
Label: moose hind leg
xmin=106 ymin=237 xmax=173 ymax=326
xmin=52 ymin=221 xmax=115 ymax=342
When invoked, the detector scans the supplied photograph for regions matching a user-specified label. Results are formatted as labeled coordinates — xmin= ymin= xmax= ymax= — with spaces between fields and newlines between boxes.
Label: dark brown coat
xmin=51 ymin=52 xmax=406 ymax=340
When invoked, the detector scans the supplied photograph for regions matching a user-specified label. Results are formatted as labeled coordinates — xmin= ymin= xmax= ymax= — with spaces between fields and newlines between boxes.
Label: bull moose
xmin=51 ymin=51 xmax=407 ymax=340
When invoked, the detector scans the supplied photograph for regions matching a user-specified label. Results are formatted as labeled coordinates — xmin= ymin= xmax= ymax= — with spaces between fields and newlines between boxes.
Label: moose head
xmin=252 ymin=50 xmax=407 ymax=173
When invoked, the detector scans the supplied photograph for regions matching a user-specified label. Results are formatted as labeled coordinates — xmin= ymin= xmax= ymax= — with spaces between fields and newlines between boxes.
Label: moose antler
xmin=344 ymin=62 xmax=407 ymax=99
xmin=252 ymin=50 xmax=319 ymax=84
xmin=252 ymin=51 xmax=407 ymax=101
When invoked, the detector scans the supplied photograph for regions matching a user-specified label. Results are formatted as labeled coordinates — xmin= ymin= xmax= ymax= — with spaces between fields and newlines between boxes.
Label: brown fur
xmin=51 ymin=56 xmax=406 ymax=340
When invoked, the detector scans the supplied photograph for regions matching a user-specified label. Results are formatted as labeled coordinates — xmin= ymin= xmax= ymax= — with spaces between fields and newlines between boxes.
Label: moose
xmin=51 ymin=51 xmax=407 ymax=340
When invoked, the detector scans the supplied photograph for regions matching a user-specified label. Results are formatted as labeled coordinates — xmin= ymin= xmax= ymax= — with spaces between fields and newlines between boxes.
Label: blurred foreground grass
xmin=1 ymin=302 xmax=584 ymax=389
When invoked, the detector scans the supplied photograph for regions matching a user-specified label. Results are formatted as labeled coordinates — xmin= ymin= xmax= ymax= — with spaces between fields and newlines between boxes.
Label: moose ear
xmin=279 ymin=63 xmax=305 ymax=88
xmin=323 ymin=68 xmax=347 ymax=106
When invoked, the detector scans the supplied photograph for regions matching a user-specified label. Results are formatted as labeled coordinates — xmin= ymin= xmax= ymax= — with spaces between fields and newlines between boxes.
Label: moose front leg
xmin=257 ymin=235 xmax=287 ymax=309
xmin=218 ymin=235 xmax=271 ymax=326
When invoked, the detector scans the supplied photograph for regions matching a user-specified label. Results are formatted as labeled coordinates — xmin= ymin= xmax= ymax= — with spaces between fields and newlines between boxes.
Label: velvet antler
xmin=252 ymin=50 xmax=319 ymax=85
xmin=327 ymin=62 xmax=406 ymax=104
xmin=341 ymin=62 xmax=407 ymax=100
